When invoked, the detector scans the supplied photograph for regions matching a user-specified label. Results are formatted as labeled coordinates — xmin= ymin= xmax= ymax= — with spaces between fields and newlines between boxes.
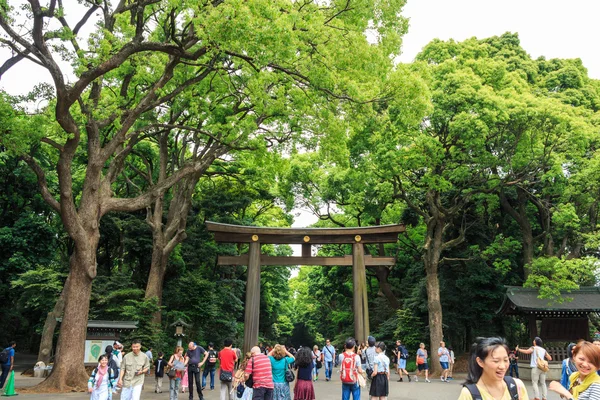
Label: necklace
xmin=481 ymin=380 xmax=505 ymax=400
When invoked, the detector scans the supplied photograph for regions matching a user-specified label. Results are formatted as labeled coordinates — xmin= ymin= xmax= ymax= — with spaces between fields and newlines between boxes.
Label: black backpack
xmin=464 ymin=376 xmax=520 ymax=400
xmin=0 ymin=348 xmax=10 ymax=364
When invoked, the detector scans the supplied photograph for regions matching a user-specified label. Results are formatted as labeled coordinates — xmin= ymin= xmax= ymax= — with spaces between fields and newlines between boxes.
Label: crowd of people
xmin=3 ymin=332 xmax=596 ymax=400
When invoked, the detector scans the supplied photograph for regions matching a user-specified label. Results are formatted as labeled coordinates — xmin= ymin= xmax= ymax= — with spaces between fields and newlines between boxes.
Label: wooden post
xmin=243 ymin=241 xmax=261 ymax=354
xmin=352 ymin=243 xmax=369 ymax=344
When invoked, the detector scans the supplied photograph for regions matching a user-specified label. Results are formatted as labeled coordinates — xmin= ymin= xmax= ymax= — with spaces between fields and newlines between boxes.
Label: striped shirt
xmin=579 ymin=383 xmax=600 ymax=400
xmin=245 ymin=354 xmax=274 ymax=389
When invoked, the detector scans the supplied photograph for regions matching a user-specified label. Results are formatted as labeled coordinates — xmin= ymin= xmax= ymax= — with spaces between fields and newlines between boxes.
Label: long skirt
xmin=273 ymin=382 xmax=291 ymax=400
xmin=293 ymin=379 xmax=315 ymax=400
xmin=369 ymin=374 xmax=389 ymax=397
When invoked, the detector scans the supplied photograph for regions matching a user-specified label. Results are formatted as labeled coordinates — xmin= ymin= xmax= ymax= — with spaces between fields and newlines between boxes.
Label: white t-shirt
xmin=530 ymin=346 xmax=547 ymax=368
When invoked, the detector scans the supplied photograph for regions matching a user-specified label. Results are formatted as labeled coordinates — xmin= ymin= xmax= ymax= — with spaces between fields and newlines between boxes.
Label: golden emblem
xmin=355 ymin=235 xmax=362 ymax=242
xmin=303 ymin=236 xmax=310 ymax=242
xmin=251 ymin=235 xmax=259 ymax=242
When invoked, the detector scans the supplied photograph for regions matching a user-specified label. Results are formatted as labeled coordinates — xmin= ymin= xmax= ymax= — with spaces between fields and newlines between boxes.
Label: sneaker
xmin=414 ymin=377 xmax=418 ymax=382
xmin=426 ymin=379 xmax=431 ymax=383
xmin=441 ymin=377 xmax=445 ymax=382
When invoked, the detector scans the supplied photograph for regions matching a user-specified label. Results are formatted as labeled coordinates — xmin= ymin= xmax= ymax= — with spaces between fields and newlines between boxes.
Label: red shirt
xmin=245 ymin=353 xmax=274 ymax=389
xmin=219 ymin=348 xmax=237 ymax=372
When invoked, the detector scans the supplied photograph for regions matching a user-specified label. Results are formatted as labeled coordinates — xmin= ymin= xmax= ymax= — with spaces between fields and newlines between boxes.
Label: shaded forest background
xmin=1 ymin=3 xmax=599 ymax=373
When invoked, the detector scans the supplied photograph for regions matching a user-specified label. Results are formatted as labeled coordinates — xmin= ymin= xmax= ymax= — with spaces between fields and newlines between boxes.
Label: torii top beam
xmin=205 ymin=221 xmax=406 ymax=245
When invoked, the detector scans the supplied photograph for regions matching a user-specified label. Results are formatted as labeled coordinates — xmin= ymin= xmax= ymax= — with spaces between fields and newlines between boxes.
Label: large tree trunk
xmin=144 ymin=234 xmax=169 ymax=323
xmin=371 ymin=265 xmax=400 ymax=309
xmin=423 ymin=211 xmax=444 ymax=377
xmin=37 ymin=286 xmax=66 ymax=365
xmin=36 ymin=245 xmax=97 ymax=391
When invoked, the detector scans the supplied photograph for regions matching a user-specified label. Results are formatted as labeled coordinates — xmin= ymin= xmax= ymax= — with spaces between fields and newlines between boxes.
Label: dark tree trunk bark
xmin=371 ymin=265 xmax=400 ymax=309
xmin=499 ymin=187 xmax=533 ymax=279
xmin=37 ymin=286 xmax=66 ymax=365
xmin=37 ymin=245 xmax=97 ymax=391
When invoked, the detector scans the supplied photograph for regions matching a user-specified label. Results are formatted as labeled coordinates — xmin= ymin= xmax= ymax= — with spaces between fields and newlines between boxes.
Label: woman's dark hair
xmin=98 ymin=354 xmax=108 ymax=362
xmin=567 ymin=343 xmax=576 ymax=359
xmin=105 ymin=345 xmax=113 ymax=355
xmin=376 ymin=342 xmax=386 ymax=352
xmin=534 ymin=337 xmax=543 ymax=347
xmin=295 ymin=347 xmax=313 ymax=368
xmin=464 ymin=337 xmax=509 ymax=385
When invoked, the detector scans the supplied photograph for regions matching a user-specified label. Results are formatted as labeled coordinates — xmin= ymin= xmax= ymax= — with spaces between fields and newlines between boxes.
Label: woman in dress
xmin=457 ymin=337 xmax=529 ymax=400
xmin=294 ymin=347 xmax=316 ymax=400
xmin=268 ymin=344 xmax=295 ymax=400
xmin=88 ymin=354 xmax=117 ymax=400
xmin=415 ymin=343 xmax=430 ymax=383
xmin=369 ymin=342 xmax=390 ymax=400
xmin=516 ymin=337 xmax=552 ymax=400
xmin=549 ymin=340 xmax=600 ymax=400
xmin=168 ymin=346 xmax=187 ymax=400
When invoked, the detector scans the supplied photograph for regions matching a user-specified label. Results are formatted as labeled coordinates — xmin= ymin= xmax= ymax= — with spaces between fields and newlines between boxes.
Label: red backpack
xmin=340 ymin=352 xmax=357 ymax=384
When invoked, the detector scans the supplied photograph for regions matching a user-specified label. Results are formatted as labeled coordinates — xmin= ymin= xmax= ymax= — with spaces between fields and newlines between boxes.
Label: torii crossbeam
xmin=206 ymin=221 xmax=405 ymax=352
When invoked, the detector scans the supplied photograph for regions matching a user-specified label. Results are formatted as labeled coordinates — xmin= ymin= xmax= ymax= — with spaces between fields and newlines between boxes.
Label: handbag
xmin=220 ymin=370 xmax=233 ymax=382
xmin=284 ymin=359 xmax=295 ymax=383
xmin=534 ymin=347 xmax=549 ymax=372
xmin=246 ymin=357 xmax=254 ymax=388
xmin=357 ymin=372 xmax=366 ymax=388
xmin=167 ymin=367 xmax=176 ymax=378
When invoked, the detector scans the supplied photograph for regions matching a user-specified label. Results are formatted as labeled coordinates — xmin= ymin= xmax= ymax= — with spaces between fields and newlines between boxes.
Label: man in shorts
xmin=393 ymin=340 xmax=410 ymax=382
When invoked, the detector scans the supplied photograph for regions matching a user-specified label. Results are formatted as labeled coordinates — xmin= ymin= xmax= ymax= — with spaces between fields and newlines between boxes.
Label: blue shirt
xmin=374 ymin=353 xmax=389 ymax=373
xmin=2 ymin=348 xmax=14 ymax=366
xmin=322 ymin=345 xmax=335 ymax=362
xmin=438 ymin=347 xmax=449 ymax=362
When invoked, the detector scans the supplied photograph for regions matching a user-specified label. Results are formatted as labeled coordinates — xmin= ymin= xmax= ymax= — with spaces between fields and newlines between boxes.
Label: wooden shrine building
xmin=498 ymin=286 xmax=600 ymax=343
xmin=206 ymin=221 xmax=405 ymax=353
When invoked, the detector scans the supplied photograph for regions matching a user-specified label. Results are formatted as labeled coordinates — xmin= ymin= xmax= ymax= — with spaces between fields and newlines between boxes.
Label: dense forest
xmin=0 ymin=0 xmax=599 ymax=390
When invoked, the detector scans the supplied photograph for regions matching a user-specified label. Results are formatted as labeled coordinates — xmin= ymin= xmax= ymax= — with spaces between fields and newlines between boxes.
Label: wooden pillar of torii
xmin=206 ymin=222 xmax=405 ymax=353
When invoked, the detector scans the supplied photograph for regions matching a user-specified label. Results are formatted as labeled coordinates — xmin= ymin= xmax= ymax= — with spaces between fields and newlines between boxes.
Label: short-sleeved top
xmin=268 ymin=356 xmax=294 ymax=383
xmin=312 ymin=350 xmax=321 ymax=362
xmin=438 ymin=347 xmax=450 ymax=362
xmin=457 ymin=378 xmax=530 ymax=400
xmin=417 ymin=348 xmax=427 ymax=362
xmin=219 ymin=348 xmax=237 ymax=372
xmin=297 ymin=365 xmax=313 ymax=381
xmin=2 ymin=348 xmax=14 ymax=366
xmin=121 ymin=351 xmax=150 ymax=388
xmin=322 ymin=345 xmax=336 ymax=362
xmin=145 ymin=350 xmax=153 ymax=361
xmin=530 ymin=346 xmax=547 ymax=368
xmin=374 ymin=353 xmax=389 ymax=373
xmin=245 ymin=354 xmax=274 ymax=389
xmin=187 ymin=346 xmax=206 ymax=365
xmin=365 ymin=347 xmax=377 ymax=369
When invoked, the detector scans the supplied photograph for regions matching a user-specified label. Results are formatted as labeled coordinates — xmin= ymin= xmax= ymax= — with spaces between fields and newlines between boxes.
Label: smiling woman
xmin=457 ymin=337 xmax=529 ymax=400
xmin=549 ymin=341 xmax=600 ymax=400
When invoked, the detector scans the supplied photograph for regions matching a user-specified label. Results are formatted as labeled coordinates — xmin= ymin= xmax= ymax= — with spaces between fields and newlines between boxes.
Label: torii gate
xmin=206 ymin=222 xmax=405 ymax=352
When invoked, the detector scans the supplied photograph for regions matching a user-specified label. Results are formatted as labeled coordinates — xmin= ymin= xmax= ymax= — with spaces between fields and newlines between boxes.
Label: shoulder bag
xmin=534 ymin=347 xmax=549 ymax=372
xmin=284 ymin=358 xmax=295 ymax=383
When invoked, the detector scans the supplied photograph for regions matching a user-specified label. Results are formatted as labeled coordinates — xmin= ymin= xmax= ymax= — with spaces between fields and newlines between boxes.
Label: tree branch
xmin=21 ymin=155 xmax=61 ymax=214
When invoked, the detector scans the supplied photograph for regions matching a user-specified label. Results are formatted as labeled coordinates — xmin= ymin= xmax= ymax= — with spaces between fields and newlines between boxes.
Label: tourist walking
xmin=0 ymin=341 xmax=15 ymax=390
xmin=218 ymin=339 xmax=238 ymax=400
xmin=155 ymin=352 xmax=166 ymax=393
xmin=146 ymin=347 xmax=153 ymax=375
xmin=458 ymin=337 xmax=529 ymax=400
xmin=268 ymin=344 xmax=295 ymax=400
xmin=415 ymin=343 xmax=430 ymax=383
xmin=549 ymin=340 xmax=600 ymax=399
xmin=187 ymin=341 xmax=208 ymax=400
xmin=438 ymin=341 xmax=451 ymax=382
xmin=118 ymin=339 xmax=150 ymax=400
xmin=168 ymin=346 xmax=187 ymax=400
xmin=312 ymin=345 xmax=322 ymax=381
xmin=340 ymin=338 xmax=363 ymax=400
xmin=181 ymin=367 xmax=189 ymax=393
xmin=365 ymin=336 xmax=377 ymax=387
xmin=369 ymin=342 xmax=390 ymax=400
xmin=294 ymin=347 xmax=315 ymax=400
xmin=236 ymin=352 xmax=253 ymax=400
xmin=393 ymin=340 xmax=410 ymax=382
xmin=517 ymin=337 xmax=552 ymax=400
xmin=203 ymin=343 xmax=218 ymax=390
xmin=244 ymin=346 xmax=274 ymax=400
xmin=88 ymin=354 xmax=117 ymax=400
xmin=509 ymin=349 xmax=519 ymax=378
xmin=322 ymin=339 xmax=336 ymax=382
xmin=448 ymin=347 xmax=455 ymax=379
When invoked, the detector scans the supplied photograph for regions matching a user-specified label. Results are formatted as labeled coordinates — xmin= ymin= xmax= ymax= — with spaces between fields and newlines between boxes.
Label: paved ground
xmin=5 ymin=371 xmax=563 ymax=399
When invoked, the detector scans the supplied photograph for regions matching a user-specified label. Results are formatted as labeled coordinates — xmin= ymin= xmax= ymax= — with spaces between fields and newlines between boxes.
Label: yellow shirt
xmin=457 ymin=378 xmax=530 ymax=400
